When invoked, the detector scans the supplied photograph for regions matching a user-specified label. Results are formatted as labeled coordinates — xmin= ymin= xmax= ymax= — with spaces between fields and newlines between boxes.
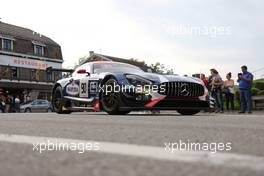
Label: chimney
xmin=89 ymin=51 xmax=94 ymax=56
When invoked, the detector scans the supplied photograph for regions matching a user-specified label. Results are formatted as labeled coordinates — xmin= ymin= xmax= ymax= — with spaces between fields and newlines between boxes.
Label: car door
xmin=38 ymin=100 xmax=49 ymax=112
xmin=30 ymin=100 xmax=40 ymax=112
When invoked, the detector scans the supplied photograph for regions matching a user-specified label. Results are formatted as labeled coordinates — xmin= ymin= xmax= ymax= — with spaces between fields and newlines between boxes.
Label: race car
xmin=51 ymin=61 xmax=214 ymax=115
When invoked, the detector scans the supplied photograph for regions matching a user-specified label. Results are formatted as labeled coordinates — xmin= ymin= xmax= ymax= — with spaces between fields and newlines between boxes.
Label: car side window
xmin=41 ymin=101 xmax=48 ymax=105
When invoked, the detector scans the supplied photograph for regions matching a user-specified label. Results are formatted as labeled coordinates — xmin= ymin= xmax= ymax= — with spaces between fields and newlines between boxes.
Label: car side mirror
xmin=77 ymin=69 xmax=90 ymax=76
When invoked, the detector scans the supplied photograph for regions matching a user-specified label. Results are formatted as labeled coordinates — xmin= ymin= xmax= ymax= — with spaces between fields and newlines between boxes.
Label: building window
xmin=34 ymin=45 xmax=44 ymax=56
xmin=0 ymin=66 xmax=10 ymax=79
xmin=31 ymin=69 xmax=36 ymax=81
xmin=35 ymin=70 xmax=40 ymax=81
xmin=46 ymin=69 xmax=53 ymax=82
xmin=2 ymin=39 xmax=13 ymax=51
xmin=11 ymin=67 xmax=18 ymax=79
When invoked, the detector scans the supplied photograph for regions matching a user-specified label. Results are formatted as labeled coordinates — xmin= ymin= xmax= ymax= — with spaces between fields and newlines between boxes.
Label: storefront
xmin=0 ymin=52 xmax=63 ymax=101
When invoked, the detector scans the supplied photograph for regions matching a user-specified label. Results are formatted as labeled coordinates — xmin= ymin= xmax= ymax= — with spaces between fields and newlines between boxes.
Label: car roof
xmin=78 ymin=61 xmax=141 ymax=70
xmin=34 ymin=99 xmax=48 ymax=101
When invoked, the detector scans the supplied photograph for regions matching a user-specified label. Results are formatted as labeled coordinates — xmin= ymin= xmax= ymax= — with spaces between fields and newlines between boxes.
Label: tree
xmin=149 ymin=62 xmax=174 ymax=74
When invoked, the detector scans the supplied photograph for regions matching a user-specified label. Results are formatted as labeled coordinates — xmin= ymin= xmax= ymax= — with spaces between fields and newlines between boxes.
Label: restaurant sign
xmin=0 ymin=54 xmax=62 ymax=70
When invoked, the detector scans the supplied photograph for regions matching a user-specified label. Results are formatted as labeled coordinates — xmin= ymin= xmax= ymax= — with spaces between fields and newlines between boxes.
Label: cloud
xmin=1 ymin=0 xmax=263 ymax=78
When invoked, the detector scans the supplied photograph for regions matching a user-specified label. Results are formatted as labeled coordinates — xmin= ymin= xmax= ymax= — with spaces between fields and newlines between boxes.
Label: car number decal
xmin=79 ymin=78 xmax=89 ymax=97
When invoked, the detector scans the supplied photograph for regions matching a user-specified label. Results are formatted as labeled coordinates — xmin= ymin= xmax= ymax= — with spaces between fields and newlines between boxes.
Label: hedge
xmin=252 ymin=87 xmax=260 ymax=96
xmin=258 ymin=90 xmax=264 ymax=96
xmin=253 ymin=81 xmax=264 ymax=90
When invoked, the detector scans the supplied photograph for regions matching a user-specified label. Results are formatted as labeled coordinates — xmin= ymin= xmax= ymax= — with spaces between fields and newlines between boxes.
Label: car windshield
xmin=92 ymin=63 xmax=143 ymax=74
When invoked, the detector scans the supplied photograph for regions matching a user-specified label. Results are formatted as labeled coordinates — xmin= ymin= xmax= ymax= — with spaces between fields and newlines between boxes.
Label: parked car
xmin=20 ymin=99 xmax=52 ymax=113
xmin=51 ymin=61 xmax=214 ymax=115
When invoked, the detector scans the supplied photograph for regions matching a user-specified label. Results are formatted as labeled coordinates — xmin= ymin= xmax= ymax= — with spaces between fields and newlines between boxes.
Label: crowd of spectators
xmin=0 ymin=94 xmax=21 ymax=113
xmin=202 ymin=65 xmax=253 ymax=113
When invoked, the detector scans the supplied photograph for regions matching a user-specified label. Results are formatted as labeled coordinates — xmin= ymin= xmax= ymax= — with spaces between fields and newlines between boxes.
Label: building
xmin=0 ymin=21 xmax=63 ymax=101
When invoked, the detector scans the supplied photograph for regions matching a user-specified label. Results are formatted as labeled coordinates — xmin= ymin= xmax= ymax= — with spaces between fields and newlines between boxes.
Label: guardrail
xmin=252 ymin=96 xmax=264 ymax=110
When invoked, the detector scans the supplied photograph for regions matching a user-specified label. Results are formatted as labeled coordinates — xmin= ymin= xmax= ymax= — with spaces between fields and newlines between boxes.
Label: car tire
xmin=101 ymin=78 xmax=130 ymax=115
xmin=52 ymin=86 xmax=72 ymax=114
xmin=25 ymin=108 xmax=31 ymax=113
xmin=177 ymin=109 xmax=200 ymax=116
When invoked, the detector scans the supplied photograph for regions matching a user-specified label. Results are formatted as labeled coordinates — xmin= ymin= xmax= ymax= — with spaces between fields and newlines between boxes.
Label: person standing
xmin=237 ymin=65 xmax=254 ymax=114
xmin=200 ymin=74 xmax=209 ymax=89
xmin=210 ymin=69 xmax=224 ymax=113
xmin=0 ymin=95 xmax=5 ymax=113
xmin=5 ymin=95 xmax=12 ymax=113
xmin=223 ymin=72 xmax=235 ymax=111
xmin=14 ymin=96 xmax=21 ymax=113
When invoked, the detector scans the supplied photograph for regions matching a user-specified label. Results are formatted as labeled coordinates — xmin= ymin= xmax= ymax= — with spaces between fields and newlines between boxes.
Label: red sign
xmin=13 ymin=59 xmax=48 ymax=69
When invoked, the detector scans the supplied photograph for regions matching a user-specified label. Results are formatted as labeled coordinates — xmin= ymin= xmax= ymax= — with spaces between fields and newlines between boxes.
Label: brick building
xmin=0 ymin=21 xmax=63 ymax=101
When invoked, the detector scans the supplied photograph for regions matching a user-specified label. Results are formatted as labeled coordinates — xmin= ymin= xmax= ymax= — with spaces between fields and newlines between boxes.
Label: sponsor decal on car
xmin=66 ymin=83 xmax=79 ymax=96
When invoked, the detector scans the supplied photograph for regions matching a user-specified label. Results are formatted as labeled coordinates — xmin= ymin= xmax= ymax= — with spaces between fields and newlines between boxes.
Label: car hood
xmin=128 ymin=72 xmax=203 ymax=85
xmin=97 ymin=70 xmax=203 ymax=85
xmin=59 ymin=70 xmax=203 ymax=86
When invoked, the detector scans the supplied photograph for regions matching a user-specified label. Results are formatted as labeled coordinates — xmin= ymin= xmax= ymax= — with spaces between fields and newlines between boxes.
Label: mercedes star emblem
xmin=180 ymin=83 xmax=190 ymax=96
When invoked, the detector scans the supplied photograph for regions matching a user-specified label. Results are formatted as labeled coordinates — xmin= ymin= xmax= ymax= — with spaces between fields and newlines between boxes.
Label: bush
xmin=253 ymin=81 xmax=264 ymax=90
xmin=252 ymin=87 xmax=260 ymax=96
xmin=234 ymin=88 xmax=240 ymax=101
xmin=258 ymin=90 xmax=264 ymax=95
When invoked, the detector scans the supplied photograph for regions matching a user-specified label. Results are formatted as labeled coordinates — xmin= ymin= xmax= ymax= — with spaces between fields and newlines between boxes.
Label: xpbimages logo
xmin=97 ymin=82 xmax=166 ymax=96
xmin=164 ymin=140 xmax=232 ymax=154
xmin=32 ymin=140 xmax=100 ymax=154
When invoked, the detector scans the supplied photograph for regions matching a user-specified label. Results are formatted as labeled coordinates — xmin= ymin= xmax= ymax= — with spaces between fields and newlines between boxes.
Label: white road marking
xmin=0 ymin=134 xmax=264 ymax=171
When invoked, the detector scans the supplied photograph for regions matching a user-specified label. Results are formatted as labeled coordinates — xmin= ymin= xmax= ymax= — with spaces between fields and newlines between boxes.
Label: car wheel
xmin=177 ymin=109 xmax=200 ymax=116
xmin=25 ymin=108 xmax=31 ymax=113
xmin=52 ymin=86 xmax=71 ymax=114
xmin=101 ymin=78 xmax=130 ymax=115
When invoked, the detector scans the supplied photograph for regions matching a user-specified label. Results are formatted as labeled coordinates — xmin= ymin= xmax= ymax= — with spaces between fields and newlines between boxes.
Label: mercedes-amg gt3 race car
xmin=51 ymin=61 xmax=214 ymax=115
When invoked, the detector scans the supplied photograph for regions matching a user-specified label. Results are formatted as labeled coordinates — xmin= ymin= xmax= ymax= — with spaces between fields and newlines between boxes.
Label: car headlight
xmin=125 ymin=75 xmax=152 ymax=86
xmin=204 ymin=87 xmax=209 ymax=96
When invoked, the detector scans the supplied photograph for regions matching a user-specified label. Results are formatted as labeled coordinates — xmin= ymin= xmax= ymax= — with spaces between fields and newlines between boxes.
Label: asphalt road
xmin=0 ymin=112 xmax=264 ymax=176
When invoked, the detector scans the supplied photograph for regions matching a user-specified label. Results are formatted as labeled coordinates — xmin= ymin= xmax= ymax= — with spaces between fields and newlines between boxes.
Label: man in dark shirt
xmin=237 ymin=65 xmax=254 ymax=113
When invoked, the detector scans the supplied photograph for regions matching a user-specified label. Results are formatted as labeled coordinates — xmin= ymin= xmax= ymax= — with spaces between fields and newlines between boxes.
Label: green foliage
xmin=149 ymin=62 xmax=174 ymax=74
xmin=234 ymin=87 xmax=240 ymax=101
xmin=252 ymin=87 xmax=260 ymax=96
xmin=149 ymin=62 xmax=165 ymax=74
xmin=253 ymin=81 xmax=264 ymax=90
xmin=258 ymin=90 xmax=264 ymax=95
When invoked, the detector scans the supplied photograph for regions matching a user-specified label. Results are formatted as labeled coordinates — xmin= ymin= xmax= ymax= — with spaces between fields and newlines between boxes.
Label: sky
xmin=0 ymin=0 xmax=263 ymax=79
